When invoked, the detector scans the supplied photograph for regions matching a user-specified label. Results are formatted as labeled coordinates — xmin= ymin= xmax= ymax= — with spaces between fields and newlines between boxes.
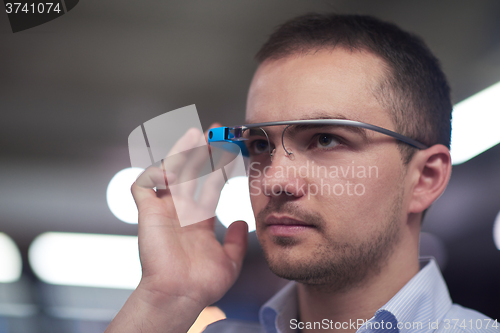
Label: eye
xmin=250 ymin=139 xmax=269 ymax=154
xmin=315 ymin=134 xmax=341 ymax=149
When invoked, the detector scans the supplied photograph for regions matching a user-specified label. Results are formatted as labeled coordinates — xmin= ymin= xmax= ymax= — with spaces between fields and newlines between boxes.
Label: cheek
xmin=311 ymin=159 xmax=401 ymax=235
xmin=248 ymin=177 xmax=266 ymax=212
xmin=355 ymin=165 xmax=403 ymax=228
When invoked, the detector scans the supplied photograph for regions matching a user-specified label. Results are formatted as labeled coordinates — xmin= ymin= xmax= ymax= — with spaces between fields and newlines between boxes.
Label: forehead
xmin=245 ymin=48 xmax=392 ymax=129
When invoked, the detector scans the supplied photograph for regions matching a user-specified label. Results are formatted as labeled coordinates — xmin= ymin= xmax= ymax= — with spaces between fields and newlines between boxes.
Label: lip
xmin=265 ymin=214 xmax=313 ymax=226
xmin=265 ymin=214 xmax=316 ymax=237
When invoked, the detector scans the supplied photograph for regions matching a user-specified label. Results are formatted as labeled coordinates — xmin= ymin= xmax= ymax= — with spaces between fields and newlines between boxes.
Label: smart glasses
xmin=208 ymin=119 xmax=428 ymax=164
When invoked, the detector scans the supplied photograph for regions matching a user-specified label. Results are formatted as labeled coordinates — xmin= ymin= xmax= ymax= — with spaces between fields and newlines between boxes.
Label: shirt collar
xmin=259 ymin=281 xmax=298 ymax=333
xmin=369 ymin=257 xmax=452 ymax=333
xmin=258 ymin=257 xmax=452 ymax=333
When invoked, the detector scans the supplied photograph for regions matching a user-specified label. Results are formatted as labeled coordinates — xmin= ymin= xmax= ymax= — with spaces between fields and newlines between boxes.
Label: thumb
xmin=223 ymin=220 xmax=248 ymax=273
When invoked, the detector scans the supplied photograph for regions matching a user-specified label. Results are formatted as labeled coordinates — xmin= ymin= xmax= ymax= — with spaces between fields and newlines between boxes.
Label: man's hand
xmin=105 ymin=124 xmax=248 ymax=333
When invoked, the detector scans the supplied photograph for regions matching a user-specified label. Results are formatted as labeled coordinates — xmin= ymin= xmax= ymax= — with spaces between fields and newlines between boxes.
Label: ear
xmin=407 ymin=144 xmax=452 ymax=214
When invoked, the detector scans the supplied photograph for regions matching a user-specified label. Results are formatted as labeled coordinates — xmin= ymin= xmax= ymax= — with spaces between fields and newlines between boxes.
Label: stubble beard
xmin=257 ymin=188 xmax=403 ymax=294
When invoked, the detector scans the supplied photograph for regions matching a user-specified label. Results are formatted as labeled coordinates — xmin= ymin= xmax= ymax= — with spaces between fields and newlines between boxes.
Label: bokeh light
xmin=29 ymin=232 xmax=141 ymax=289
xmin=106 ymin=167 xmax=144 ymax=224
xmin=0 ymin=233 xmax=22 ymax=283
xmin=216 ymin=176 xmax=256 ymax=232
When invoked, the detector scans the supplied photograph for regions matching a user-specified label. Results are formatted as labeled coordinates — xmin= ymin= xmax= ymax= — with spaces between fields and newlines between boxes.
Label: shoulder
xmin=202 ymin=318 xmax=265 ymax=333
xmin=435 ymin=304 xmax=500 ymax=333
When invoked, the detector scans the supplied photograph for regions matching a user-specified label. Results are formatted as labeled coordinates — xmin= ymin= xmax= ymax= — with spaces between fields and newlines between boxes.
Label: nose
xmin=261 ymin=145 xmax=307 ymax=199
xmin=271 ymin=146 xmax=295 ymax=162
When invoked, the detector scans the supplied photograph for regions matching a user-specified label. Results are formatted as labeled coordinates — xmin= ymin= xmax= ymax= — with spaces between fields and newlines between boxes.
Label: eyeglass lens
xmin=241 ymin=124 xmax=368 ymax=165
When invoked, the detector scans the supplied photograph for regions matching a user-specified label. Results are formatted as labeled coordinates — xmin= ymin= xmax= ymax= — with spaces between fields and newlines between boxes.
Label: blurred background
xmin=1 ymin=0 xmax=500 ymax=332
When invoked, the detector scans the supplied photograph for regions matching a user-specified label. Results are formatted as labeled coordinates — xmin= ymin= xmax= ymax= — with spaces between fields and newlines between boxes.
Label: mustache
xmin=256 ymin=200 xmax=325 ymax=230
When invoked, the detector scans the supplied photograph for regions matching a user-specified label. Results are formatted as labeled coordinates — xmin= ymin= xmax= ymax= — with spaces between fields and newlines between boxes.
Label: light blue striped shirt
xmin=204 ymin=258 xmax=499 ymax=333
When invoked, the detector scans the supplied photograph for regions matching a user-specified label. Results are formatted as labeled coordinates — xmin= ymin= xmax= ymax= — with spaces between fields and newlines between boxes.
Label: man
xmin=106 ymin=14 xmax=497 ymax=333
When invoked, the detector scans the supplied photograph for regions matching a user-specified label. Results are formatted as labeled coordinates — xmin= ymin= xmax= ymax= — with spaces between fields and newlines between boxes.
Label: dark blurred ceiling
xmin=1 ymin=0 xmax=500 ymax=270
xmin=2 ymin=0 xmax=500 ymax=159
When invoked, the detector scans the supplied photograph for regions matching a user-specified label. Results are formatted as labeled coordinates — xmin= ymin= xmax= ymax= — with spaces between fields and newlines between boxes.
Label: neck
xmin=296 ymin=230 xmax=419 ymax=333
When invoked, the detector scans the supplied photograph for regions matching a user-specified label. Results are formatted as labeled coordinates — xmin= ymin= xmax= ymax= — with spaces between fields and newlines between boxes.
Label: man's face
xmin=246 ymin=48 xmax=408 ymax=291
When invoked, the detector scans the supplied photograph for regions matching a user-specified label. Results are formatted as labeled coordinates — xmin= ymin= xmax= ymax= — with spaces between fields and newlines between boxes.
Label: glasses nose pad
xmin=270 ymin=147 xmax=295 ymax=161
xmin=281 ymin=125 xmax=295 ymax=160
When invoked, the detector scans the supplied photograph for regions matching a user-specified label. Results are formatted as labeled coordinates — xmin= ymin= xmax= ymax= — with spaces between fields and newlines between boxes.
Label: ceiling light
xmin=493 ymin=210 xmax=500 ymax=250
xmin=451 ymin=81 xmax=500 ymax=165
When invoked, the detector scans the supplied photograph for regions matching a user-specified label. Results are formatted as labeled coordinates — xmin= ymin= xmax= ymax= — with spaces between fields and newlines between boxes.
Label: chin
xmin=260 ymin=230 xmax=398 ymax=293
xmin=263 ymin=252 xmax=346 ymax=287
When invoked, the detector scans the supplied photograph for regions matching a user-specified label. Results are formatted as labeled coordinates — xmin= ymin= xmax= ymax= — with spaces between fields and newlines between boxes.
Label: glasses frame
xmin=208 ymin=119 xmax=428 ymax=158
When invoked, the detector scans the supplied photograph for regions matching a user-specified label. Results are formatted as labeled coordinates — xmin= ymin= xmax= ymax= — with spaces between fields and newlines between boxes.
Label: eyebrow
xmin=247 ymin=128 xmax=267 ymax=136
xmin=245 ymin=110 xmax=369 ymax=140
